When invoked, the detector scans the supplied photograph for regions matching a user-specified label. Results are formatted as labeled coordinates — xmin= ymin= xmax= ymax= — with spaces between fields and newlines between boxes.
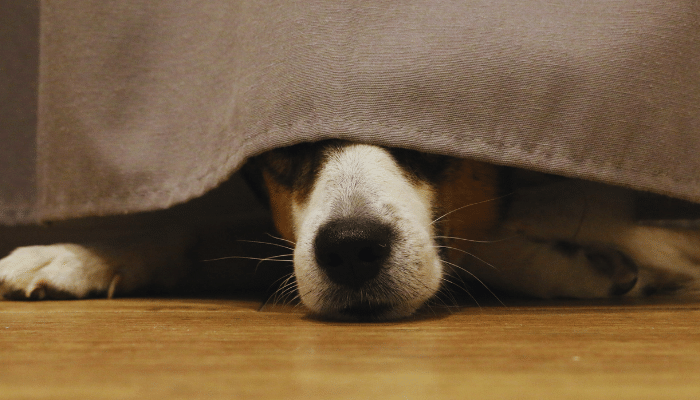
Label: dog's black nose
xmin=314 ymin=218 xmax=394 ymax=288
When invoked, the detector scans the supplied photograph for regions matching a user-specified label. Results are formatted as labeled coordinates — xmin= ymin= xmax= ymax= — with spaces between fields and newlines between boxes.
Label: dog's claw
xmin=28 ymin=285 xmax=47 ymax=300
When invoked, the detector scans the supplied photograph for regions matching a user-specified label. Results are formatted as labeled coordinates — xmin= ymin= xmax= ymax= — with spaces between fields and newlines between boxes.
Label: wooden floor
xmin=1 ymin=296 xmax=700 ymax=400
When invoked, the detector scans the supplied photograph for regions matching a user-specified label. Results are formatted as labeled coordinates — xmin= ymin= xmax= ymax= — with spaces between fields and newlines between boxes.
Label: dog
xmin=2 ymin=140 xmax=700 ymax=320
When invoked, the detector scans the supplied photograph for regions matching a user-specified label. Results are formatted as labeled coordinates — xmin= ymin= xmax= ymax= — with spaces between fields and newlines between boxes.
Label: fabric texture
xmin=1 ymin=1 xmax=699 ymax=225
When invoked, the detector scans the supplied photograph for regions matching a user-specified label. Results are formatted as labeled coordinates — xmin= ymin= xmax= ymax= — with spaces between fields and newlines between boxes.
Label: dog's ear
xmin=240 ymin=156 xmax=271 ymax=208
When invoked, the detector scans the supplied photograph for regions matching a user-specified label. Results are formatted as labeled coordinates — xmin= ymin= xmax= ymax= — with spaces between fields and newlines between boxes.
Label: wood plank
xmin=1 ymin=297 xmax=699 ymax=399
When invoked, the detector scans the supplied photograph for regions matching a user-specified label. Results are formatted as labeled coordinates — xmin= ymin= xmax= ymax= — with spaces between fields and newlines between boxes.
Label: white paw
xmin=619 ymin=226 xmax=700 ymax=296
xmin=0 ymin=244 xmax=118 ymax=300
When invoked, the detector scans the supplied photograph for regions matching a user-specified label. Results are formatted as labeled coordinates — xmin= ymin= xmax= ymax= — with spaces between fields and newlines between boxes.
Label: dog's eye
xmin=261 ymin=142 xmax=326 ymax=189
xmin=387 ymin=148 xmax=456 ymax=183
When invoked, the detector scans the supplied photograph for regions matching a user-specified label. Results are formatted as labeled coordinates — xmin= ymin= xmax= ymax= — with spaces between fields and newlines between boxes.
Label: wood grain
xmin=1 ymin=297 xmax=699 ymax=399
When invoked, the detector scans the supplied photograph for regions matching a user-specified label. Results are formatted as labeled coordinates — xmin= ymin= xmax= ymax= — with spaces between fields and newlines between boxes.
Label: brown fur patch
xmin=263 ymin=170 xmax=297 ymax=242
xmin=436 ymin=159 xmax=501 ymax=260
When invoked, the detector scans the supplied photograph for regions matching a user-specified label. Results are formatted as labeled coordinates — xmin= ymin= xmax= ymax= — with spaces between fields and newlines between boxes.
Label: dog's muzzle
xmin=287 ymin=143 xmax=442 ymax=321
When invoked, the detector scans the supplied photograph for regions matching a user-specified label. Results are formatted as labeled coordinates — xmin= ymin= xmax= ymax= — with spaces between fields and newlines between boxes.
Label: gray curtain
xmin=1 ymin=1 xmax=699 ymax=225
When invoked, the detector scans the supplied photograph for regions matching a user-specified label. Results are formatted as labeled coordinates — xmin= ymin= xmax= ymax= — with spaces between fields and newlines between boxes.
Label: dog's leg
xmin=454 ymin=235 xmax=639 ymax=298
xmin=472 ymin=225 xmax=700 ymax=299
xmin=466 ymin=179 xmax=700 ymax=298
xmin=0 ymin=230 xmax=191 ymax=300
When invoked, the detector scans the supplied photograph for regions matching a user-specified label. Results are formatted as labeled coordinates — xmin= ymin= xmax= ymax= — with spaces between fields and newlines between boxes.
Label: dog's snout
xmin=314 ymin=219 xmax=394 ymax=288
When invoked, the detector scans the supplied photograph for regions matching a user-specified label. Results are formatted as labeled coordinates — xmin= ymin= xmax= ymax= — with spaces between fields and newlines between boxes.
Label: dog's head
xmin=249 ymin=140 xmax=500 ymax=320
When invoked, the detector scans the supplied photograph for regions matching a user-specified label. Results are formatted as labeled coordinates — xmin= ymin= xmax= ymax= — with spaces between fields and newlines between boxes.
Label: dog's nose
xmin=314 ymin=218 xmax=394 ymax=288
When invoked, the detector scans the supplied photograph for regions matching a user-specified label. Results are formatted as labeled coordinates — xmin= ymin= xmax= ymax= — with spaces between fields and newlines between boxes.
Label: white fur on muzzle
xmin=290 ymin=144 xmax=442 ymax=320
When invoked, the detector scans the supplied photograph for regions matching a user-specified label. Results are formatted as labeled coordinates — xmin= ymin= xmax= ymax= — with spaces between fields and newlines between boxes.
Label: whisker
xmin=291 ymin=287 xmax=316 ymax=311
xmin=237 ymin=239 xmax=295 ymax=251
xmin=279 ymin=291 xmax=299 ymax=308
xmin=422 ymin=303 xmax=439 ymax=317
xmin=276 ymin=281 xmax=300 ymax=306
xmin=273 ymin=273 xmax=295 ymax=296
xmin=421 ymin=298 xmax=441 ymax=317
xmin=434 ymin=235 xmax=518 ymax=244
xmin=434 ymin=279 xmax=461 ymax=309
xmin=434 ymin=246 xmax=501 ymax=272
xmin=268 ymin=270 xmax=296 ymax=288
xmin=253 ymin=253 xmax=294 ymax=274
xmin=429 ymin=293 xmax=458 ymax=315
xmin=441 ymin=260 xmax=506 ymax=307
xmin=429 ymin=193 xmax=513 ymax=226
xmin=274 ymin=272 xmax=302 ymax=308
xmin=265 ymin=233 xmax=296 ymax=246
xmin=449 ymin=268 xmax=473 ymax=296
xmin=427 ymin=285 xmax=463 ymax=316
xmin=259 ymin=272 xmax=296 ymax=311
xmin=441 ymin=274 xmax=481 ymax=309
xmin=283 ymin=294 xmax=302 ymax=309
xmin=290 ymin=297 xmax=305 ymax=312
xmin=201 ymin=255 xmax=293 ymax=263
xmin=417 ymin=280 xmax=456 ymax=315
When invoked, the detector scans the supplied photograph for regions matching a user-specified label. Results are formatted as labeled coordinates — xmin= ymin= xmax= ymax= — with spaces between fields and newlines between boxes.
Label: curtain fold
xmin=1 ymin=0 xmax=699 ymax=225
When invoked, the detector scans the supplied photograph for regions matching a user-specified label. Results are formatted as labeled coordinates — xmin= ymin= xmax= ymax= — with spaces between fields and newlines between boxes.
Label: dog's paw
xmin=525 ymin=242 xmax=640 ymax=298
xmin=0 ymin=244 xmax=118 ymax=300
xmin=577 ymin=245 xmax=639 ymax=296
xmin=619 ymin=226 xmax=700 ymax=297
xmin=522 ymin=242 xmax=641 ymax=298
xmin=549 ymin=243 xmax=639 ymax=296
xmin=459 ymin=236 xmax=641 ymax=299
